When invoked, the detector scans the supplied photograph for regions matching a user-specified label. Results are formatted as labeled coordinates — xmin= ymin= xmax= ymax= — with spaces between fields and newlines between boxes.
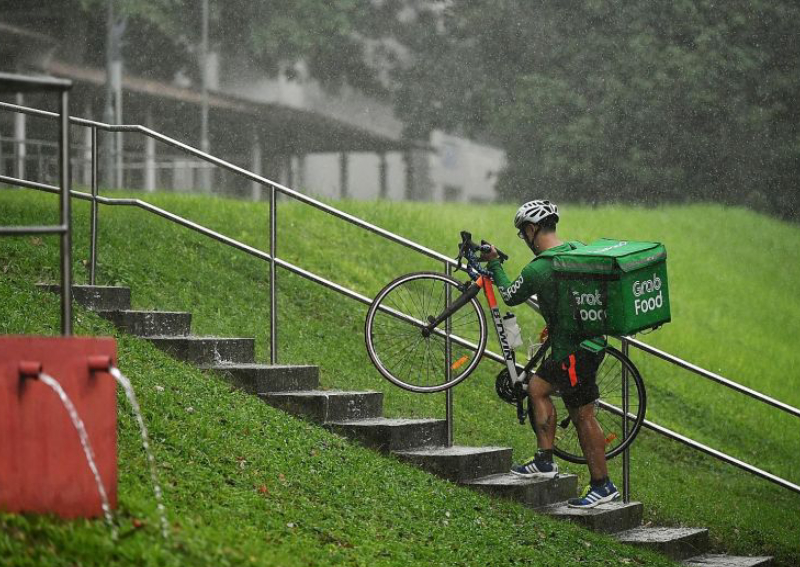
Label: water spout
xmin=37 ymin=373 xmax=117 ymax=539
xmin=110 ymin=367 xmax=169 ymax=539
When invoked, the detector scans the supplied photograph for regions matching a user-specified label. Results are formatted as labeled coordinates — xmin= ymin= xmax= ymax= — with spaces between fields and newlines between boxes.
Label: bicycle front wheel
xmin=365 ymin=272 xmax=488 ymax=393
xmin=530 ymin=345 xmax=646 ymax=464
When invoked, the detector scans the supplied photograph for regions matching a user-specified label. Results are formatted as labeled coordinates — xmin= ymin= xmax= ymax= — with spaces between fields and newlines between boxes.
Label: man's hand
xmin=479 ymin=245 xmax=499 ymax=262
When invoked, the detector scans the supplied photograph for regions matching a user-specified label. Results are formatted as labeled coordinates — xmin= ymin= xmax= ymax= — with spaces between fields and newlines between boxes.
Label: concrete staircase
xmin=51 ymin=284 xmax=773 ymax=567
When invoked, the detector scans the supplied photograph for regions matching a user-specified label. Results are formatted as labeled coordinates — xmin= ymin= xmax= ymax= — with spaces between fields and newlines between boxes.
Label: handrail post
xmin=89 ymin=126 xmax=99 ymax=285
xmin=59 ymin=89 xmax=72 ymax=336
xmin=445 ymin=262 xmax=454 ymax=447
xmin=621 ymin=336 xmax=630 ymax=503
xmin=269 ymin=183 xmax=277 ymax=364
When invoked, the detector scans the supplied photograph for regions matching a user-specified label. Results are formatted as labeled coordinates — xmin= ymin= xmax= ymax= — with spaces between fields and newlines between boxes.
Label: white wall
xmin=298 ymin=152 xmax=407 ymax=200
xmin=429 ymin=130 xmax=505 ymax=203
xmin=224 ymin=59 xmax=506 ymax=203
xmin=297 ymin=131 xmax=506 ymax=203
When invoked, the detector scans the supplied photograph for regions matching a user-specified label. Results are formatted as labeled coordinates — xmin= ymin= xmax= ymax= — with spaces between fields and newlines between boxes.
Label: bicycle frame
xmin=429 ymin=232 xmax=535 ymax=387
xmin=423 ymin=273 xmax=530 ymax=386
xmin=478 ymin=276 xmax=523 ymax=382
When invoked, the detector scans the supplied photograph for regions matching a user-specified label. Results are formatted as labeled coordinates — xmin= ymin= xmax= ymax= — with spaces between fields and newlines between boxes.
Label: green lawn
xmin=2 ymin=187 xmax=799 ymax=565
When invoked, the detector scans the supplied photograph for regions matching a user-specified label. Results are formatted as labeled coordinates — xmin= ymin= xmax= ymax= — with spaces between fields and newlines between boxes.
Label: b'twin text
xmin=492 ymin=308 xmax=515 ymax=360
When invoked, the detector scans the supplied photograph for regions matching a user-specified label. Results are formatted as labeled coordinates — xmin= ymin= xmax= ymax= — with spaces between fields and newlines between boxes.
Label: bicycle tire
xmin=528 ymin=345 xmax=646 ymax=463
xmin=365 ymin=271 xmax=488 ymax=393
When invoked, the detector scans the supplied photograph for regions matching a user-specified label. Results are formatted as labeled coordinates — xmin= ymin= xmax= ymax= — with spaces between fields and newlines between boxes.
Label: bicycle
xmin=365 ymin=231 xmax=646 ymax=463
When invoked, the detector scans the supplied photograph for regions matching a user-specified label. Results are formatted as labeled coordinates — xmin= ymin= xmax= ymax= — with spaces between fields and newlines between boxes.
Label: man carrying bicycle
xmin=481 ymin=200 xmax=620 ymax=508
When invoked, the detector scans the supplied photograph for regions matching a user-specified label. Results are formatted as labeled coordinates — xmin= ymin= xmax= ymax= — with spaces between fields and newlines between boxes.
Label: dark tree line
xmin=393 ymin=1 xmax=800 ymax=220
xmin=8 ymin=1 xmax=797 ymax=218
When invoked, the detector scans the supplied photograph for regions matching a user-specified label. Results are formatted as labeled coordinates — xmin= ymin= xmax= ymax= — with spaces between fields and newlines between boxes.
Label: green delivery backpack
xmin=550 ymin=239 xmax=671 ymax=338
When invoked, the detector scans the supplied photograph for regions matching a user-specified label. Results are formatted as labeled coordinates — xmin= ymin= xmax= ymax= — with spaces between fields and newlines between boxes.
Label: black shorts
xmin=536 ymin=348 xmax=604 ymax=409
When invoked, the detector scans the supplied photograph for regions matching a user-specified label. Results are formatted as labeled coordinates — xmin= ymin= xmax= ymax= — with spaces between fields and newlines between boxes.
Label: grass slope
xmin=2 ymin=188 xmax=799 ymax=565
xmin=0 ymin=289 xmax=675 ymax=567
xmin=0 ymin=201 xmax=675 ymax=567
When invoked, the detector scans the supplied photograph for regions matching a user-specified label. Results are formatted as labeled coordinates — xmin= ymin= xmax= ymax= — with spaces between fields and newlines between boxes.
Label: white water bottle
xmin=502 ymin=313 xmax=524 ymax=349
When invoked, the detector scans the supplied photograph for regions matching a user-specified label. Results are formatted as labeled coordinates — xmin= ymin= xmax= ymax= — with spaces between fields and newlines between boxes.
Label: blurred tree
xmin=393 ymin=0 xmax=800 ymax=220
xmin=79 ymin=0 xmax=404 ymax=94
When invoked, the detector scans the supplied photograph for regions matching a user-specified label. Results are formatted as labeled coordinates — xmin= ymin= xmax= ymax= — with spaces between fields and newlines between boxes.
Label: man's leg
xmin=529 ymin=375 xmax=556 ymax=449
xmin=567 ymin=402 xmax=619 ymax=508
xmin=568 ymin=404 xmax=608 ymax=482
xmin=510 ymin=375 xmax=559 ymax=477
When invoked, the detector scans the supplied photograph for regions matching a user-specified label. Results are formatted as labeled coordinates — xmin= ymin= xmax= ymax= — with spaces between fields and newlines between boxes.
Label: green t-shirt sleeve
xmin=487 ymin=259 xmax=543 ymax=306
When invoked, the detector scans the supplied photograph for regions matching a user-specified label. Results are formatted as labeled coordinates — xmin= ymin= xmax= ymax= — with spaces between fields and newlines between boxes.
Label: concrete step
xmin=40 ymin=283 xmax=754 ymax=567
xmin=539 ymin=500 xmax=644 ymax=534
xmin=98 ymin=309 xmax=191 ymax=337
xmin=262 ymin=390 xmax=383 ymax=423
xmin=393 ymin=446 xmax=512 ymax=483
xmin=147 ymin=336 xmax=255 ymax=365
xmin=326 ymin=418 xmax=447 ymax=452
xmin=616 ymin=526 xmax=709 ymax=561
xmin=205 ymin=364 xmax=320 ymax=394
xmin=464 ymin=472 xmax=579 ymax=509
xmin=683 ymin=555 xmax=773 ymax=567
xmin=39 ymin=283 xmax=131 ymax=311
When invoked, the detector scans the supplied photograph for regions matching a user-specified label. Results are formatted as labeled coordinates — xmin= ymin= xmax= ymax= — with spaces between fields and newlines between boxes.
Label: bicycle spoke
xmin=376 ymin=335 xmax=422 ymax=363
xmin=382 ymin=331 xmax=426 ymax=369
xmin=425 ymin=336 xmax=440 ymax=387
xmin=397 ymin=284 xmax=422 ymax=320
xmin=391 ymin=336 xmax=427 ymax=382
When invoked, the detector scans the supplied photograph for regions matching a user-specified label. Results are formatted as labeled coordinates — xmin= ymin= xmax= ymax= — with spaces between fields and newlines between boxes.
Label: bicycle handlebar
xmin=458 ymin=231 xmax=509 ymax=262
xmin=456 ymin=231 xmax=509 ymax=279
xmin=479 ymin=240 xmax=510 ymax=262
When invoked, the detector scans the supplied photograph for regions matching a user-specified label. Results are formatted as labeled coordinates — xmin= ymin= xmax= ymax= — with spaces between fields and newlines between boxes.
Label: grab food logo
xmin=501 ymin=276 xmax=524 ymax=302
xmin=633 ymin=273 xmax=663 ymax=315
xmin=572 ymin=290 xmax=607 ymax=322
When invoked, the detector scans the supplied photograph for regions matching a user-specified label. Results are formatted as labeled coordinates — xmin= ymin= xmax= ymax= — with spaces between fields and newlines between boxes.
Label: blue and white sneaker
xmin=568 ymin=480 xmax=620 ymax=508
xmin=510 ymin=456 xmax=559 ymax=478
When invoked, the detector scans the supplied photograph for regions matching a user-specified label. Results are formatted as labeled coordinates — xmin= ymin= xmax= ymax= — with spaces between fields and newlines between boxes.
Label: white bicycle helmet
xmin=513 ymin=200 xmax=559 ymax=229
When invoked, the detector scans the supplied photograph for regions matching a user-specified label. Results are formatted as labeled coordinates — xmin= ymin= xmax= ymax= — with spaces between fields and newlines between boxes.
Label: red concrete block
xmin=0 ymin=336 xmax=117 ymax=518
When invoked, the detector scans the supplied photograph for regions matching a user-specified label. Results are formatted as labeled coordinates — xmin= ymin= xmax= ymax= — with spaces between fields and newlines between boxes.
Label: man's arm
xmin=486 ymin=259 xmax=541 ymax=306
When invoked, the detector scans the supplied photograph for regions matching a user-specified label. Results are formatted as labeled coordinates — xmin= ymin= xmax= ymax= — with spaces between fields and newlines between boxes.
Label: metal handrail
xmin=0 ymin=175 xmax=494 ymax=360
xmin=0 ymin=100 xmax=456 ymax=268
xmin=0 ymin=75 xmax=72 ymax=336
xmin=595 ymin=399 xmax=800 ymax=495
xmin=2 ymin=100 xmax=798 ymax=498
xmin=625 ymin=336 xmax=800 ymax=418
xmin=639 ymin=416 xmax=800 ymax=495
xmin=523 ymin=297 xmax=800 ymax=420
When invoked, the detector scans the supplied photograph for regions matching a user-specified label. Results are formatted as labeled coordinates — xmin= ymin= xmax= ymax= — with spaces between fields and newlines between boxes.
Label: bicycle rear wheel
xmin=529 ymin=345 xmax=646 ymax=463
xmin=365 ymin=272 xmax=487 ymax=393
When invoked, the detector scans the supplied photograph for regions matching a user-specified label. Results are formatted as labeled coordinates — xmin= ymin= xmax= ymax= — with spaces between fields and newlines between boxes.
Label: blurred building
xmin=0 ymin=4 xmax=504 ymax=202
